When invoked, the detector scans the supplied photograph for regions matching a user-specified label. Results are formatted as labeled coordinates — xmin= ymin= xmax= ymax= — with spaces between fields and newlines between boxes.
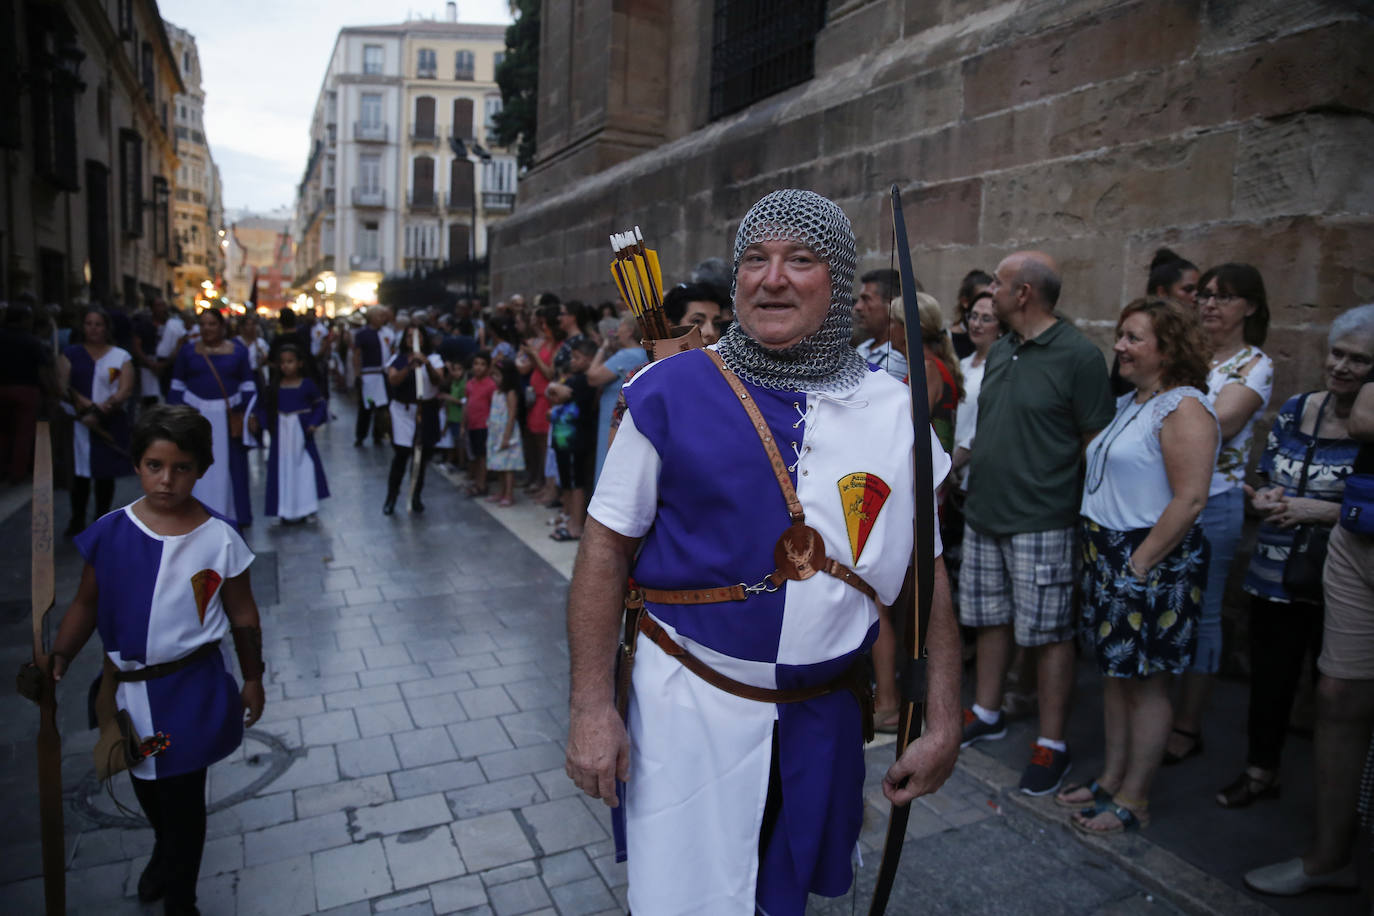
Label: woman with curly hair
xmin=1055 ymin=298 xmax=1219 ymax=834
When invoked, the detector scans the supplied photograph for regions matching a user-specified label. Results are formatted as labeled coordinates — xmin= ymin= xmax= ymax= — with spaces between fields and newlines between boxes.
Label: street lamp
xmin=449 ymin=136 xmax=491 ymax=300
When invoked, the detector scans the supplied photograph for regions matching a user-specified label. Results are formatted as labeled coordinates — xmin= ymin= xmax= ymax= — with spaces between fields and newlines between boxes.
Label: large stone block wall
xmin=495 ymin=0 xmax=1373 ymax=399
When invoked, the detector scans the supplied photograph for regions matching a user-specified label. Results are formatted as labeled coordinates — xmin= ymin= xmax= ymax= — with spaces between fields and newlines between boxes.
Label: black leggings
xmin=71 ymin=476 xmax=115 ymax=524
xmin=130 ymin=768 xmax=208 ymax=909
xmin=387 ymin=444 xmax=435 ymax=500
xmin=1247 ymin=595 xmax=1325 ymax=770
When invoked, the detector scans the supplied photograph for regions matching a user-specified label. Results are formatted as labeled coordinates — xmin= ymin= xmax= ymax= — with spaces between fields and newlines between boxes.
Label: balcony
xmin=408 ymin=190 xmax=438 ymax=211
xmin=455 ymin=67 xmax=474 ymax=82
xmin=351 ymin=187 xmax=385 ymax=208
xmin=446 ymin=190 xmax=473 ymax=211
xmin=350 ymin=254 xmax=384 ymax=272
xmin=482 ymin=191 xmax=515 ymax=212
xmin=353 ymin=121 xmax=387 ymax=143
xmin=417 ymin=65 xmax=436 ymax=80
xmin=410 ymin=128 xmax=440 ymax=145
xmin=324 ymin=188 xmax=335 ymax=205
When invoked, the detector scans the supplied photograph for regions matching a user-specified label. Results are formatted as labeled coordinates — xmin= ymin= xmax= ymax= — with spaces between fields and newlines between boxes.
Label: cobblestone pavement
xmin=0 ymin=402 xmax=1280 ymax=915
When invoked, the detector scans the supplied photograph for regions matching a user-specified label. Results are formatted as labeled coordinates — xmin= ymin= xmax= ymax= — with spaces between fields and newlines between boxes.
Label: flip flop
xmin=550 ymin=526 xmax=581 ymax=542
xmin=1055 ymin=779 xmax=1113 ymax=810
xmin=1071 ymin=803 xmax=1148 ymax=835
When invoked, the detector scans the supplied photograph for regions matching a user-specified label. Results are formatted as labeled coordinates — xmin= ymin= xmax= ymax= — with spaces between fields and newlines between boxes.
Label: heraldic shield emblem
xmin=838 ymin=472 xmax=891 ymax=564
xmin=190 ymin=569 xmax=223 ymax=624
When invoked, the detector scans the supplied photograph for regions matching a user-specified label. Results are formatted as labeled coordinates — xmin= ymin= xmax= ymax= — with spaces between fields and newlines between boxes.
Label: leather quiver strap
xmin=638 ymin=614 xmax=874 ymax=740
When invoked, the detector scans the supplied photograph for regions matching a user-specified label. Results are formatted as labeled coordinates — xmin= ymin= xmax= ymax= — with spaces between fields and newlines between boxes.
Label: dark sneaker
xmin=1020 ymin=744 xmax=1071 ymax=796
xmin=960 ymin=707 xmax=1007 ymax=748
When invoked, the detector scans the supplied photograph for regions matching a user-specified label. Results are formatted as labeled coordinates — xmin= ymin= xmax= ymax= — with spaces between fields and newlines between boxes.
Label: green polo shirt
xmin=964 ymin=318 xmax=1114 ymax=536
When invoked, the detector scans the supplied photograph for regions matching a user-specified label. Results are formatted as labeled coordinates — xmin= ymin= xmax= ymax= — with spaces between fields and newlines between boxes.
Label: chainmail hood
xmin=716 ymin=189 xmax=869 ymax=393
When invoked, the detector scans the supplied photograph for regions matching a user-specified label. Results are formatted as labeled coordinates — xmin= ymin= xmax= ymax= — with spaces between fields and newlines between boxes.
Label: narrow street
xmin=0 ymin=401 xmax=1321 ymax=915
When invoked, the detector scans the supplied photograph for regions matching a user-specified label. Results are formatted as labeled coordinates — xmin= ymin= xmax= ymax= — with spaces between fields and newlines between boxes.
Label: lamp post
xmin=448 ymin=137 xmax=491 ymax=300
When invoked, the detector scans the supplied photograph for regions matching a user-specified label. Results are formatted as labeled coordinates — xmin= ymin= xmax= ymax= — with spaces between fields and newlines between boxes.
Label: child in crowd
xmin=50 ymin=405 xmax=265 ymax=916
xmin=485 ymin=357 xmax=527 ymax=507
xmin=438 ymin=358 xmax=468 ymax=471
xmin=463 ymin=350 xmax=497 ymax=497
xmin=546 ymin=338 xmax=600 ymax=541
xmin=250 ymin=345 xmax=330 ymax=524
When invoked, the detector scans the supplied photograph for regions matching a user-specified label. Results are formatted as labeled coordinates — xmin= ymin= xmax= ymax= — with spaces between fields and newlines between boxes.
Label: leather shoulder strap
xmin=201 ymin=350 xmax=233 ymax=406
xmin=704 ymin=349 xmax=804 ymax=524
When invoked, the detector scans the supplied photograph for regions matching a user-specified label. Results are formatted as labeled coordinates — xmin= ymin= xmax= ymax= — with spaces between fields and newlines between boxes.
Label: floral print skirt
xmin=1079 ymin=519 xmax=1209 ymax=678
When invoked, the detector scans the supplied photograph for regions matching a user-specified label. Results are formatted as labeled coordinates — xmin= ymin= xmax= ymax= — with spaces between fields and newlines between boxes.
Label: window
xmin=417 ymin=48 xmax=436 ymax=78
xmin=405 ymin=222 xmax=441 ymax=260
xmin=152 ymin=176 xmax=170 ymax=256
xmin=359 ymin=93 xmax=382 ymax=127
xmin=413 ymin=96 xmax=436 ymax=139
xmin=358 ymin=153 xmax=381 ymax=192
xmin=363 ymin=44 xmax=383 ymax=75
xmin=448 ymin=223 xmax=470 ymax=264
xmin=493 ymin=51 xmax=505 ymax=73
xmin=119 ymin=129 xmax=144 ymax=237
xmin=482 ymin=156 xmax=517 ymax=193
xmin=141 ymin=41 xmax=155 ymax=102
xmin=709 ymin=0 xmax=826 ymax=121
xmin=448 ymin=157 xmax=473 ymax=209
xmin=483 ymin=95 xmax=502 ymax=129
xmin=359 ymin=221 xmax=379 ymax=259
xmin=117 ymin=0 xmax=133 ymax=39
xmin=182 ymin=51 xmax=190 ymax=74
xmin=454 ymin=50 xmax=474 ymax=81
xmin=325 ymin=157 xmax=335 ymax=188
xmin=411 ymin=156 xmax=435 ymax=206
xmin=452 ymin=98 xmax=473 ymax=139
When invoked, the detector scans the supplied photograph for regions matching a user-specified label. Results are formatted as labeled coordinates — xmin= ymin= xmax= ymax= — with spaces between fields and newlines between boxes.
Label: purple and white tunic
xmin=63 ymin=345 xmax=133 ymax=478
xmin=168 ymin=341 xmax=256 ymax=526
xmin=75 ymin=502 xmax=254 ymax=779
xmin=252 ymin=379 xmax=331 ymax=519
xmin=590 ymin=346 xmax=949 ymax=916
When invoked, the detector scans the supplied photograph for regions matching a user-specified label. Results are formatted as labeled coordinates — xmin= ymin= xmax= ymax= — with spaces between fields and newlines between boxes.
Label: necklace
xmin=1085 ymin=389 xmax=1161 ymax=494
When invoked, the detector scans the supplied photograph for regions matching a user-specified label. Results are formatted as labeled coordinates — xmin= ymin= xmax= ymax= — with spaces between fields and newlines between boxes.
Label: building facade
xmin=292 ymin=5 xmax=516 ymax=314
xmin=226 ymin=209 xmax=294 ymax=311
xmin=164 ymin=19 xmax=224 ymax=309
xmin=492 ymin=0 xmax=1372 ymax=399
xmin=2 ymin=0 xmax=184 ymax=312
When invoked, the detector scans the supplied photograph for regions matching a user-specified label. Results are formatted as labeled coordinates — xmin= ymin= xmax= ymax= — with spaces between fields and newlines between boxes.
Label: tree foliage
xmin=493 ymin=0 xmax=539 ymax=171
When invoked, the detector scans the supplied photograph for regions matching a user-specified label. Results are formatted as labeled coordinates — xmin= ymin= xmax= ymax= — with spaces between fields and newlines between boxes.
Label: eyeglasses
xmin=1196 ymin=293 xmax=1239 ymax=304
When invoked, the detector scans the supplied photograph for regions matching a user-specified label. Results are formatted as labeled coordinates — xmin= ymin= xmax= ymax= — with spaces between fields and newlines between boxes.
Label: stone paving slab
xmin=0 ymin=408 xmax=1270 ymax=915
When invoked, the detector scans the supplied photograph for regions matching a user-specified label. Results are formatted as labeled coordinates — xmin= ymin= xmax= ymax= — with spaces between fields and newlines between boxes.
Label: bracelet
xmin=1127 ymin=557 xmax=1148 ymax=580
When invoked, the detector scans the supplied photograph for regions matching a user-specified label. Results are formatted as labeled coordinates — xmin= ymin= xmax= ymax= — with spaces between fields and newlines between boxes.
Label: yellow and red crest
xmin=107 ymin=367 xmax=120 ymax=384
xmin=838 ymin=472 xmax=890 ymax=564
xmin=190 ymin=569 xmax=223 ymax=624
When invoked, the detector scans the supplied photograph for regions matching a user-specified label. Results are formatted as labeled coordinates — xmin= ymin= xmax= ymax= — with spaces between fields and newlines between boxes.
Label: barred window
xmin=709 ymin=0 xmax=827 ymax=121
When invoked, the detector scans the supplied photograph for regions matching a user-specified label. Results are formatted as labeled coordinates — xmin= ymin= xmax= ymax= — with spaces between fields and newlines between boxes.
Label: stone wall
xmin=495 ymin=0 xmax=1373 ymax=400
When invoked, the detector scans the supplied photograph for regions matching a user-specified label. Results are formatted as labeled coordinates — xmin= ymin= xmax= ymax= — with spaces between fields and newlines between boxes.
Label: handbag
xmin=202 ymin=350 xmax=245 ymax=439
xmin=1340 ymin=473 xmax=1374 ymax=536
xmin=1281 ymin=392 xmax=1333 ymax=603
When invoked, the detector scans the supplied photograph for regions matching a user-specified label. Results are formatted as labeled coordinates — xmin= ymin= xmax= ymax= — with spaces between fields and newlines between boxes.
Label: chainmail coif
xmin=716 ymin=189 xmax=870 ymax=393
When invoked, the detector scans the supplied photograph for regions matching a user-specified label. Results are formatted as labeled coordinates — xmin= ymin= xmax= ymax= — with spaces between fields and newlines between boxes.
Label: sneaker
xmin=1019 ymin=744 xmax=1071 ymax=796
xmin=960 ymin=708 xmax=1007 ymax=748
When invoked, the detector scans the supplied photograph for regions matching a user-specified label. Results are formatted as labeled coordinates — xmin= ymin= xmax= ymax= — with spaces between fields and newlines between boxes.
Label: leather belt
xmin=637 ymin=614 xmax=875 ymax=741
xmin=113 ymin=641 xmax=221 ymax=683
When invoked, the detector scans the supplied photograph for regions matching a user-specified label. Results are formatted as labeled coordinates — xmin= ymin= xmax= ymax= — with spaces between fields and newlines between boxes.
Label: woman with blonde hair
xmin=890 ymin=293 xmax=962 ymax=451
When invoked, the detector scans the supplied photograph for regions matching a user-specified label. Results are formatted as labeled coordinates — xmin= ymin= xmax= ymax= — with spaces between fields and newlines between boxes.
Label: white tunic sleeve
xmin=587 ymin=410 xmax=661 ymax=539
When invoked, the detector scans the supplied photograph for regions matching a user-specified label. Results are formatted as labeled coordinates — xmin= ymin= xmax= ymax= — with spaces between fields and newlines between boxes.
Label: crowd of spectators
xmin=1 ymin=238 xmax=1372 ymax=898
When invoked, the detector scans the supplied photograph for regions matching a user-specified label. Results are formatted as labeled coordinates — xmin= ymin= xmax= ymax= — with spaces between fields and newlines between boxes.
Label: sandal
xmin=1055 ymin=779 xmax=1114 ymax=811
xmin=1071 ymin=802 xmax=1148 ymax=835
xmin=1216 ymin=771 xmax=1280 ymax=809
xmin=550 ymin=526 xmax=581 ymax=542
xmin=495 ymin=497 xmax=514 ymax=508
xmin=465 ymin=484 xmax=488 ymax=498
xmin=1162 ymin=727 xmax=1204 ymax=766
xmin=873 ymin=708 xmax=901 ymax=734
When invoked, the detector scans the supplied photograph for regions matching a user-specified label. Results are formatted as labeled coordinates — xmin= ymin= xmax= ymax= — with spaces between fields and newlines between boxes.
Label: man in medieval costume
xmin=565 ymin=189 xmax=962 ymax=915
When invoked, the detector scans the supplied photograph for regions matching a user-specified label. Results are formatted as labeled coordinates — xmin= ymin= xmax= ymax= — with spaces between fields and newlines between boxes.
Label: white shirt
xmin=855 ymin=338 xmax=909 ymax=381
xmin=1081 ymin=388 xmax=1217 ymax=531
xmin=1206 ymin=346 xmax=1273 ymax=496
xmin=954 ymin=352 xmax=986 ymax=488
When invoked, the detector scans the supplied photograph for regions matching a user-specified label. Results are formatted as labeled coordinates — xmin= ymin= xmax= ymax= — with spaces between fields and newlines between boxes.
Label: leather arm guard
xmin=231 ymin=626 xmax=265 ymax=681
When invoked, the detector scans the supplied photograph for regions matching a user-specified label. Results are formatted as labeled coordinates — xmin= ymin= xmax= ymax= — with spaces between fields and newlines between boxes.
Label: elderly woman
xmin=167 ymin=309 xmax=256 ymax=527
xmin=1244 ymin=305 xmax=1374 ymax=897
xmin=1217 ymin=306 xmax=1372 ymax=809
xmin=1165 ymin=263 xmax=1274 ymax=764
xmin=1056 ymin=298 xmax=1218 ymax=833
xmin=58 ymin=307 xmax=135 ymax=535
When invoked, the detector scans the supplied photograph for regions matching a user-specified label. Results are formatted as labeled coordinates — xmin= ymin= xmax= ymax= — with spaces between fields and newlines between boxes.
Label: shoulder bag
xmin=1282 ymin=392 xmax=1333 ymax=603
xmin=202 ymin=349 xmax=245 ymax=439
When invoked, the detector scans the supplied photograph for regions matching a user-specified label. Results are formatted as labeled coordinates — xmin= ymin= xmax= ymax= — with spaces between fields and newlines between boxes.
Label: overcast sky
xmin=158 ymin=0 xmax=515 ymax=215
